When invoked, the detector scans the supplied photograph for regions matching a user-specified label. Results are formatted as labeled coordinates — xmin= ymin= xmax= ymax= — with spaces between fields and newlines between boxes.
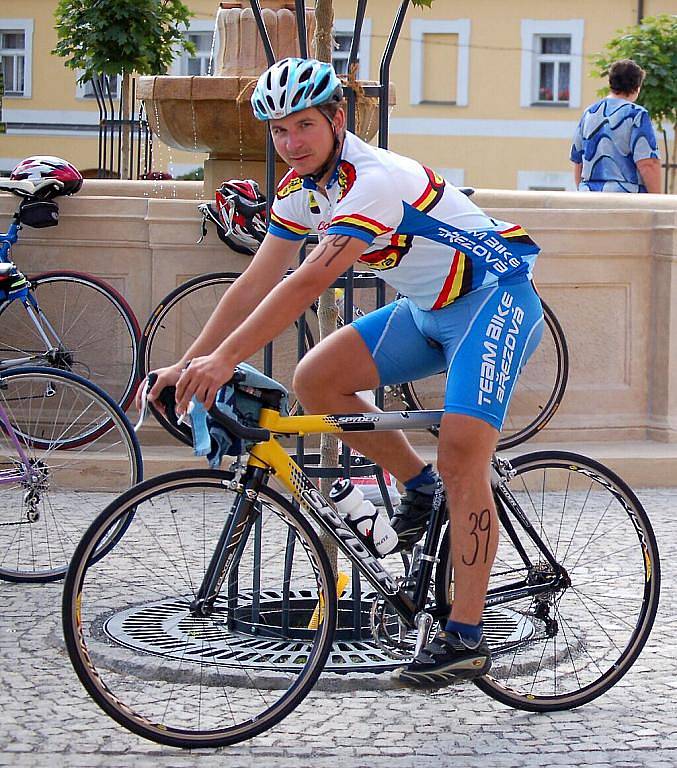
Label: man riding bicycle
xmin=143 ymin=57 xmax=544 ymax=686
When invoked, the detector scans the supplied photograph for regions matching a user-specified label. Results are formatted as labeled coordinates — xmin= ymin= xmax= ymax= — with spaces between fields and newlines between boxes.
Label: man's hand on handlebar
xmin=136 ymin=363 xmax=183 ymax=413
xmin=175 ymin=351 xmax=235 ymax=416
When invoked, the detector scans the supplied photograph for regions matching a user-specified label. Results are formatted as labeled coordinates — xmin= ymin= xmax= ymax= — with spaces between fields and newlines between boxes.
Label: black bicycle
xmin=63 ymin=377 xmax=659 ymax=748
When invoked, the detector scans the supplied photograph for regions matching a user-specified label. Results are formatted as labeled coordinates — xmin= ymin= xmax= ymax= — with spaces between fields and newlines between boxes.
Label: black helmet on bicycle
xmin=200 ymin=179 xmax=267 ymax=255
xmin=10 ymin=156 xmax=83 ymax=197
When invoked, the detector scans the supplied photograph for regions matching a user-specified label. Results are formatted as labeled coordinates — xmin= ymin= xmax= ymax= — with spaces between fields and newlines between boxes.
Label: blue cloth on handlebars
xmin=190 ymin=362 xmax=289 ymax=468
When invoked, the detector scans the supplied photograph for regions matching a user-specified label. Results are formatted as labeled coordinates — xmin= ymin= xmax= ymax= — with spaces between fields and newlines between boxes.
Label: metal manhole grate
xmin=104 ymin=590 xmax=534 ymax=674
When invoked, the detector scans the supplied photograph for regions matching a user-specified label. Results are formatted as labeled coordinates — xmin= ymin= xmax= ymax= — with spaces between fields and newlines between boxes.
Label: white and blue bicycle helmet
xmin=251 ymin=57 xmax=343 ymax=121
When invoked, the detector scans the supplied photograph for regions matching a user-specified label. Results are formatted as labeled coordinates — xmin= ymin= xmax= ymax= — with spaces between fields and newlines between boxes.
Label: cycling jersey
xmin=269 ymin=131 xmax=540 ymax=310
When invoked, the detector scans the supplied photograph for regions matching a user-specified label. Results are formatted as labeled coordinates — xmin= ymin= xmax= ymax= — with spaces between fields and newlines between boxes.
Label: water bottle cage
xmin=343 ymin=511 xmax=387 ymax=560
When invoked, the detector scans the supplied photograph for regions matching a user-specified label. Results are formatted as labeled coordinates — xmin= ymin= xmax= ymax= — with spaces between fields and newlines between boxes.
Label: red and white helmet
xmin=10 ymin=156 xmax=83 ymax=197
xmin=213 ymin=179 xmax=267 ymax=255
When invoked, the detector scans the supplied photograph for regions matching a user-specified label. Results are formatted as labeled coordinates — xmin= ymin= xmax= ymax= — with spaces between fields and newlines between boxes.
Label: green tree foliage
xmin=52 ymin=0 xmax=196 ymax=81
xmin=592 ymin=14 xmax=676 ymax=191
xmin=592 ymin=14 xmax=676 ymax=127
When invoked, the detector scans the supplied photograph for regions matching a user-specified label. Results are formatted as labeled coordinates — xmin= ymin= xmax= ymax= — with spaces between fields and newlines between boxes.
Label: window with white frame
xmin=0 ymin=20 xmax=33 ymax=98
xmin=170 ymin=21 xmax=219 ymax=77
xmin=410 ymin=19 xmax=470 ymax=107
xmin=333 ymin=20 xmax=371 ymax=80
xmin=534 ymin=36 xmax=571 ymax=104
xmin=521 ymin=20 xmax=583 ymax=108
xmin=77 ymin=74 xmax=121 ymax=100
xmin=181 ymin=31 xmax=214 ymax=75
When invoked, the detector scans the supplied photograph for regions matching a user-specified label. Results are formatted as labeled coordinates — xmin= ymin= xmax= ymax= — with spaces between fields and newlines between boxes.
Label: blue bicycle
xmin=0 ymin=176 xmax=140 ymax=413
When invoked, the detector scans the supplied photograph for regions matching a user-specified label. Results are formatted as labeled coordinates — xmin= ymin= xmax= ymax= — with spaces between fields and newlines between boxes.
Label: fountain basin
xmin=137 ymin=75 xmax=394 ymax=161
xmin=137 ymin=2 xmax=395 ymax=188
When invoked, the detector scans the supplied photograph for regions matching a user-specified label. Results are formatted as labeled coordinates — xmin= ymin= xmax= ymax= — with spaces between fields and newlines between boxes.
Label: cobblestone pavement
xmin=1 ymin=487 xmax=675 ymax=768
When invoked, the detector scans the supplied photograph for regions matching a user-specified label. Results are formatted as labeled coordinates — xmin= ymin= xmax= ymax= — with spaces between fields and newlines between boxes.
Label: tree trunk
xmin=669 ymin=124 xmax=676 ymax=195
xmin=312 ymin=0 xmax=339 ymax=575
xmin=120 ymin=72 xmax=132 ymax=180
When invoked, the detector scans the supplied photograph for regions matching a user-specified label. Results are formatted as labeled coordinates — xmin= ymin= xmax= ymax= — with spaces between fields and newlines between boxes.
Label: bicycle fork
xmin=189 ymin=465 xmax=266 ymax=617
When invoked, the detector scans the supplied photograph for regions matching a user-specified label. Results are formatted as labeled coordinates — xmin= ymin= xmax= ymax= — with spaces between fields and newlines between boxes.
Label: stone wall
xmin=2 ymin=182 xmax=676 ymax=444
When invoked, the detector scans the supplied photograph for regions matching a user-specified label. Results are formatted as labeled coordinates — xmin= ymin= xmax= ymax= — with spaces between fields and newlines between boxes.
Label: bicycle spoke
xmin=472 ymin=452 xmax=659 ymax=711
xmin=0 ymin=368 xmax=141 ymax=582
xmin=63 ymin=470 xmax=335 ymax=747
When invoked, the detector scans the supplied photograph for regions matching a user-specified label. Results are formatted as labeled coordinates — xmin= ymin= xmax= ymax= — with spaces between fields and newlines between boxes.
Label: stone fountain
xmin=137 ymin=0 xmax=394 ymax=193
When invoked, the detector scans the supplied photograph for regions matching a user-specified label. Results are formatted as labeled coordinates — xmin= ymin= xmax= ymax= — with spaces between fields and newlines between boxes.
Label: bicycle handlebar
xmin=146 ymin=372 xmax=271 ymax=444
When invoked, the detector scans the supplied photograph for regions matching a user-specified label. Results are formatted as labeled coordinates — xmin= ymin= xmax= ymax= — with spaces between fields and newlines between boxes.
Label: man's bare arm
xmin=174 ymin=234 xmax=367 ymax=411
xmin=177 ymin=233 xmax=303 ymax=366
xmin=636 ymin=157 xmax=663 ymax=194
xmin=140 ymin=232 xmax=302 ymax=408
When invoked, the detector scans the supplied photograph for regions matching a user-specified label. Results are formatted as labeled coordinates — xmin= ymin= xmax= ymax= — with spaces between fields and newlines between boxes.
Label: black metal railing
xmin=90 ymin=75 xmax=152 ymax=180
xmin=226 ymin=0 xmax=412 ymax=652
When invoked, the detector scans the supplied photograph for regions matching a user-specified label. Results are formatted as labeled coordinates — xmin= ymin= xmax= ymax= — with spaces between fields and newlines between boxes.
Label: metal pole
xmin=93 ymin=76 xmax=106 ymax=178
xmin=114 ymin=78 xmax=123 ymax=178
xmin=129 ymin=78 xmax=136 ymax=180
xmin=344 ymin=0 xmax=367 ymax=133
xmin=294 ymin=0 xmax=308 ymax=57
xmin=249 ymin=0 xmax=276 ymax=64
xmin=378 ymin=0 xmax=409 ymax=149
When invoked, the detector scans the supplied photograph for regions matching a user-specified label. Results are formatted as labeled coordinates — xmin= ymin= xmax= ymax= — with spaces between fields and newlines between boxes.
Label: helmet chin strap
xmin=301 ymin=114 xmax=344 ymax=185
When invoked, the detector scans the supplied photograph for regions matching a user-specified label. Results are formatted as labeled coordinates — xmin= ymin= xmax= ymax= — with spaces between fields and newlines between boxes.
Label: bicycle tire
xmin=0 ymin=271 xmax=140 ymax=415
xmin=62 ymin=469 xmax=337 ymax=748
xmin=434 ymin=450 xmax=660 ymax=711
xmin=0 ymin=366 xmax=142 ymax=582
xmin=401 ymin=299 xmax=568 ymax=450
xmin=139 ymin=272 xmax=313 ymax=445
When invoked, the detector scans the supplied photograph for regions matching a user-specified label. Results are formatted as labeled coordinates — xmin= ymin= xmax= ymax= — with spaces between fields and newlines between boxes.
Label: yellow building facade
xmin=1 ymin=0 xmax=675 ymax=189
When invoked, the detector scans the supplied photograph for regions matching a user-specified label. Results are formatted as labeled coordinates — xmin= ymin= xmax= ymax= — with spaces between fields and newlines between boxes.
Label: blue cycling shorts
xmin=352 ymin=279 xmax=544 ymax=431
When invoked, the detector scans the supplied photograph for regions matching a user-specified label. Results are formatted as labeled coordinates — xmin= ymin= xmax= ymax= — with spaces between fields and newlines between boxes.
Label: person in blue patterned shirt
xmin=570 ymin=59 xmax=662 ymax=193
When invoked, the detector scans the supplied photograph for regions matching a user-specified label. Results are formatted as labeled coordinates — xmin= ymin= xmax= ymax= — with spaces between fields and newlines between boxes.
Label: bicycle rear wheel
xmin=139 ymin=272 xmax=313 ymax=444
xmin=62 ymin=469 xmax=337 ymax=748
xmin=436 ymin=451 xmax=660 ymax=710
xmin=402 ymin=299 xmax=568 ymax=450
xmin=0 ymin=367 xmax=142 ymax=582
xmin=0 ymin=271 xmax=140 ymax=413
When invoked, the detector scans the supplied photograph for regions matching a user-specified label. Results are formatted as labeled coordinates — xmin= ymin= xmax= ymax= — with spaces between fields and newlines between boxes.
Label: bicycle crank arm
xmin=413 ymin=611 xmax=434 ymax=658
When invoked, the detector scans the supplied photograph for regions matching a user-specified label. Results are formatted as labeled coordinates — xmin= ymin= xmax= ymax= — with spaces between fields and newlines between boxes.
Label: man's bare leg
xmin=392 ymin=413 xmax=497 ymax=687
xmin=437 ymin=413 xmax=499 ymax=625
xmin=293 ymin=324 xmax=426 ymax=482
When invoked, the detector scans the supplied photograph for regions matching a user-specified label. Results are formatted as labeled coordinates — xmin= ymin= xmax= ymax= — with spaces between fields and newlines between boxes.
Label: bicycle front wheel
xmin=402 ymin=299 xmax=568 ymax=450
xmin=139 ymin=273 xmax=313 ymax=444
xmin=437 ymin=451 xmax=660 ymax=711
xmin=0 ymin=271 xmax=140 ymax=413
xmin=62 ymin=469 xmax=337 ymax=748
xmin=0 ymin=367 xmax=142 ymax=582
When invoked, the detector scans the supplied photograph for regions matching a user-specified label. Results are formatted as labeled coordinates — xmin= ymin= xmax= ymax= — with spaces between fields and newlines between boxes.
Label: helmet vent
xmin=311 ymin=73 xmax=331 ymax=98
